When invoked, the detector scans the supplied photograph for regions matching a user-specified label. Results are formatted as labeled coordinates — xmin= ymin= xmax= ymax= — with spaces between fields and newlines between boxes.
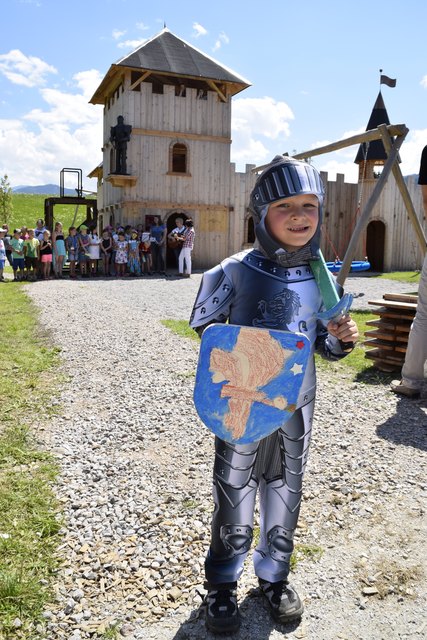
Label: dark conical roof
xmin=90 ymin=28 xmax=250 ymax=104
xmin=355 ymin=91 xmax=393 ymax=163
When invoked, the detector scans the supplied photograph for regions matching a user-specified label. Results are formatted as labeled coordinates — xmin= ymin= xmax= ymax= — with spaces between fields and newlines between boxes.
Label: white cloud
xmin=117 ymin=38 xmax=147 ymax=50
xmin=0 ymin=71 xmax=103 ymax=188
xmin=231 ymin=97 xmax=294 ymax=169
xmin=318 ymin=159 xmax=359 ymax=183
xmin=399 ymin=128 xmax=427 ymax=175
xmin=112 ymin=29 xmax=126 ymax=40
xmin=192 ymin=22 xmax=208 ymax=38
xmin=0 ymin=49 xmax=57 ymax=88
xmin=73 ymin=69 xmax=103 ymax=99
xmin=421 ymin=75 xmax=427 ymax=88
xmin=213 ymin=31 xmax=230 ymax=52
xmin=136 ymin=22 xmax=150 ymax=31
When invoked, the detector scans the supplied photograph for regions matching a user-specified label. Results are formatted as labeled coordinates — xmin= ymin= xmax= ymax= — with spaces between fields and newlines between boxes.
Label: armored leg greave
xmin=205 ymin=400 xmax=314 ymax=586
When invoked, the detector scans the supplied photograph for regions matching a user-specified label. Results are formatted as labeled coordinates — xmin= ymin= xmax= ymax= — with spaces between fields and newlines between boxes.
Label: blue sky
xmin=1 ymin=0 xmax=427 ymax=189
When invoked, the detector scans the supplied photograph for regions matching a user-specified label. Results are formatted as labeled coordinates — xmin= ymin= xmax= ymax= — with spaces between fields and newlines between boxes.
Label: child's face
xmin=29 ymin=230 xmax=34 ymax=238
xmin=265 ymin=194 xmax=319 ymax=252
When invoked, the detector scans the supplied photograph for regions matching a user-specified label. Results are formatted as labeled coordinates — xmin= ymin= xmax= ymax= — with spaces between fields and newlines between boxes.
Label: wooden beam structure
xmin=377 ymin=124 xmax=427 ymax=252
xmin=336 ymin=128 xmax=406 ymax=285
xmin=252 ymin=123 xmax=427 ymax=286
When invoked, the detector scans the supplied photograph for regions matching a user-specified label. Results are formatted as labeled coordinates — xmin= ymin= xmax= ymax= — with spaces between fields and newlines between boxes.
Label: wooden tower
xmin=89 ymin=28 xmax=251 ymax=269
xmin=354 ymin=91 xmax=400 ymax=271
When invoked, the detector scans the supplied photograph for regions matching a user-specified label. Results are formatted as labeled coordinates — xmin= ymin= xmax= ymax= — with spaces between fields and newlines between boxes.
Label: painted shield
xmin=193 ymin=324 xmax=311 ymax=444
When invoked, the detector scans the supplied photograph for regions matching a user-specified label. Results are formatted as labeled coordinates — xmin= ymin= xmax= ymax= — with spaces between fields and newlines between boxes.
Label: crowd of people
xmin=0 ymin=216 xmax=195 ymax=282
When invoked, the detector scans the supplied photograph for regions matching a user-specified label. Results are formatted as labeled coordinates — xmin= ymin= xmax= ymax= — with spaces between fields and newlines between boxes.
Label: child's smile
xmin=265 ymin=194 xmax=319 ymax=252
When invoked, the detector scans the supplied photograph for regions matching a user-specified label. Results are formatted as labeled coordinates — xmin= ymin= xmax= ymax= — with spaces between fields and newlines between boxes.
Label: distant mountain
xmin=13 ymin=184 xmax=78 ymax=195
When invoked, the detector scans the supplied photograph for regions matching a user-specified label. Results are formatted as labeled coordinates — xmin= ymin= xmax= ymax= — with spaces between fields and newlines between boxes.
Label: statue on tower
xmin=110 ymin=115 xmax=132 ymax=174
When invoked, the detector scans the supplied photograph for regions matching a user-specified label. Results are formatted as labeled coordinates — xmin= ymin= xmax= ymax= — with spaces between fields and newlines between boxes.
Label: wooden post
xmin=335 ymin=129 xmax=407 ymax=286
xmin=378 ymin=123 xmax=427 ymax=253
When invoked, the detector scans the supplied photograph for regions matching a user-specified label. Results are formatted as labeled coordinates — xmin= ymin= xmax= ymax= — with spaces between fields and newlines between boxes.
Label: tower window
xmin=170 ymin=143 xmax=188 ymax=173
xmin=152 ymin=81 xmax=164 ymax=94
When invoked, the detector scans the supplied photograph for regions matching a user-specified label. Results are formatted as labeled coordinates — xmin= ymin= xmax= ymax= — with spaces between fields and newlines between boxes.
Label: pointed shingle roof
xmin=90 ymin=28 xmax=250 ymax=104
xmin=355 ymin=91 xmax=398 ymax=163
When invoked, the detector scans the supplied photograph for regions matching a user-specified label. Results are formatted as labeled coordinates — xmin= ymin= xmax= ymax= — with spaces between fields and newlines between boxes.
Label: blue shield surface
xmin=194 ymin=324 xmax=311 ymax=444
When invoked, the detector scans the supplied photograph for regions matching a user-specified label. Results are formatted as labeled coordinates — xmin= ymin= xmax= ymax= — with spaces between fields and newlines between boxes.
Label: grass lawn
xmin=3 ymin=193 xmax=95 ymax=232
xmin=374 ymin=271 xmax=421 ymax=284
xmin=0 ymin=283 xmax=62 ymax=638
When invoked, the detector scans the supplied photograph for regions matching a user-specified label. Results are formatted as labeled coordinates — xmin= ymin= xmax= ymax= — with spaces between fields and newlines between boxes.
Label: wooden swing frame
xmin=254 ymin=123 xmax=427 ymax=286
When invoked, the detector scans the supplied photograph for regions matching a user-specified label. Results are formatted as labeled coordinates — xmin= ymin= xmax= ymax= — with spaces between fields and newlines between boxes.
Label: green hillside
xmin=4 ymin=194 xmax=95 ymax=231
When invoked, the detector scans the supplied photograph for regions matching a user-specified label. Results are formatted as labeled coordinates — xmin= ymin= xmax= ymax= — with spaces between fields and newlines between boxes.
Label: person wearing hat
xmin=190 ymin=156 xmax=358 ymax=633
xmin=0 ymin=227 xmax=7 ymax=281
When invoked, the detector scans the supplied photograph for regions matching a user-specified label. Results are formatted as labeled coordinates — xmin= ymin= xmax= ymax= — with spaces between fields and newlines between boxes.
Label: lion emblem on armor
xmin=253 ymin=288 xmax=301 ymax=330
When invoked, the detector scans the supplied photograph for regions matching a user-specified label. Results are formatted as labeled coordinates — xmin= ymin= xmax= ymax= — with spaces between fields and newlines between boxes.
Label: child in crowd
xmin=23 ymin=228 xmax=39 ymax=281
xmin=1 ymin=225 xmax=13 ymax=268
xmin=78 ymin=225 xmax=91 ymax=277
xmin=101 ymin=228 xmax=113 ymax=276
xmin=114 ymin=231 xmax=128 ymax=277
xmin=52 ymin=221 xmax=67 ymax=278
xmin=66 ymin=227 xmax=79 ymax=279
xmin=124 ymin=224 xmax=132 ymax=241
xmin=140 ymin=230 xmax=152 ymax=275
xmin=39 ymin=230 xmax=53 ymax=280
xmin=10 ymin=228 xmax=25 ymax=281
xmin=20 ymin=225 xmax=29 ymax=240
xmin=190 ymin=156 xmax=358 ymax=634
xmin=128 ymin=230 xmax=141 ymax=276
xmin=88 ymin=228 xmax=101 ymax=276
xmin=0 ymin=227 xmax=6 ymax=282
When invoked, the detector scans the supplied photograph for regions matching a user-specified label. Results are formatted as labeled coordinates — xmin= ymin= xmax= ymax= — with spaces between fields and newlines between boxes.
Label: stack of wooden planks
xmin=364 ymin=293 xmax=418 ymax=371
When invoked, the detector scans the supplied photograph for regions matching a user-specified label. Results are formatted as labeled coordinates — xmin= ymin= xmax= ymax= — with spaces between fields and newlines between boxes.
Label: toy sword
xmin=309 ymin=250 xmax=353 ymax=350
xmin=309 ymin=250 xmax=353 ymax=321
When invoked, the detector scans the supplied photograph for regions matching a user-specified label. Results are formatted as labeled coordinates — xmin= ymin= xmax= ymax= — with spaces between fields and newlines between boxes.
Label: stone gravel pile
xmin=25 ymin=274 xmax=426 ymax=640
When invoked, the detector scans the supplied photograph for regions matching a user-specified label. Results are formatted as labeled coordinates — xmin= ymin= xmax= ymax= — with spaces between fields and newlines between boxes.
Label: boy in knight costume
xmin=189 ymin=156 xmax=358 ymax=634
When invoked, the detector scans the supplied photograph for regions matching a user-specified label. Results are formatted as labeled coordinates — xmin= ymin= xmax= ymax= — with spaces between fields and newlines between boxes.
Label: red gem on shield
xmin=296 ymin=340 xmax=305 ymax=350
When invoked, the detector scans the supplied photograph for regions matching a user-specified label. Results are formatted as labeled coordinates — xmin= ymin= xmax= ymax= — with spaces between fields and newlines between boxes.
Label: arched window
xmin=170 ymin=143 xmax=188 ymax=174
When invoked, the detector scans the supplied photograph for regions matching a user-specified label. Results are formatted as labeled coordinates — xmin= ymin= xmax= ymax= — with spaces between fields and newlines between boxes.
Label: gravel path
xmin=25 ymin=274 xmax=426 ymax=640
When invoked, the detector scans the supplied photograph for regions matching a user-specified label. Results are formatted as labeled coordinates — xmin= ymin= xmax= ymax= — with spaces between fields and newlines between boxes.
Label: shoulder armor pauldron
xmin=190 ymin=263 xmax=234 ymax=328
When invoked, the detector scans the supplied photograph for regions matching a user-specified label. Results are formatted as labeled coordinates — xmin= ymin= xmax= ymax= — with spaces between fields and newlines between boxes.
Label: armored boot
xmin=204 ymin=582 xmax=240 ymax=634
xmin=259 ymin=578 xmax=304 ymax=623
